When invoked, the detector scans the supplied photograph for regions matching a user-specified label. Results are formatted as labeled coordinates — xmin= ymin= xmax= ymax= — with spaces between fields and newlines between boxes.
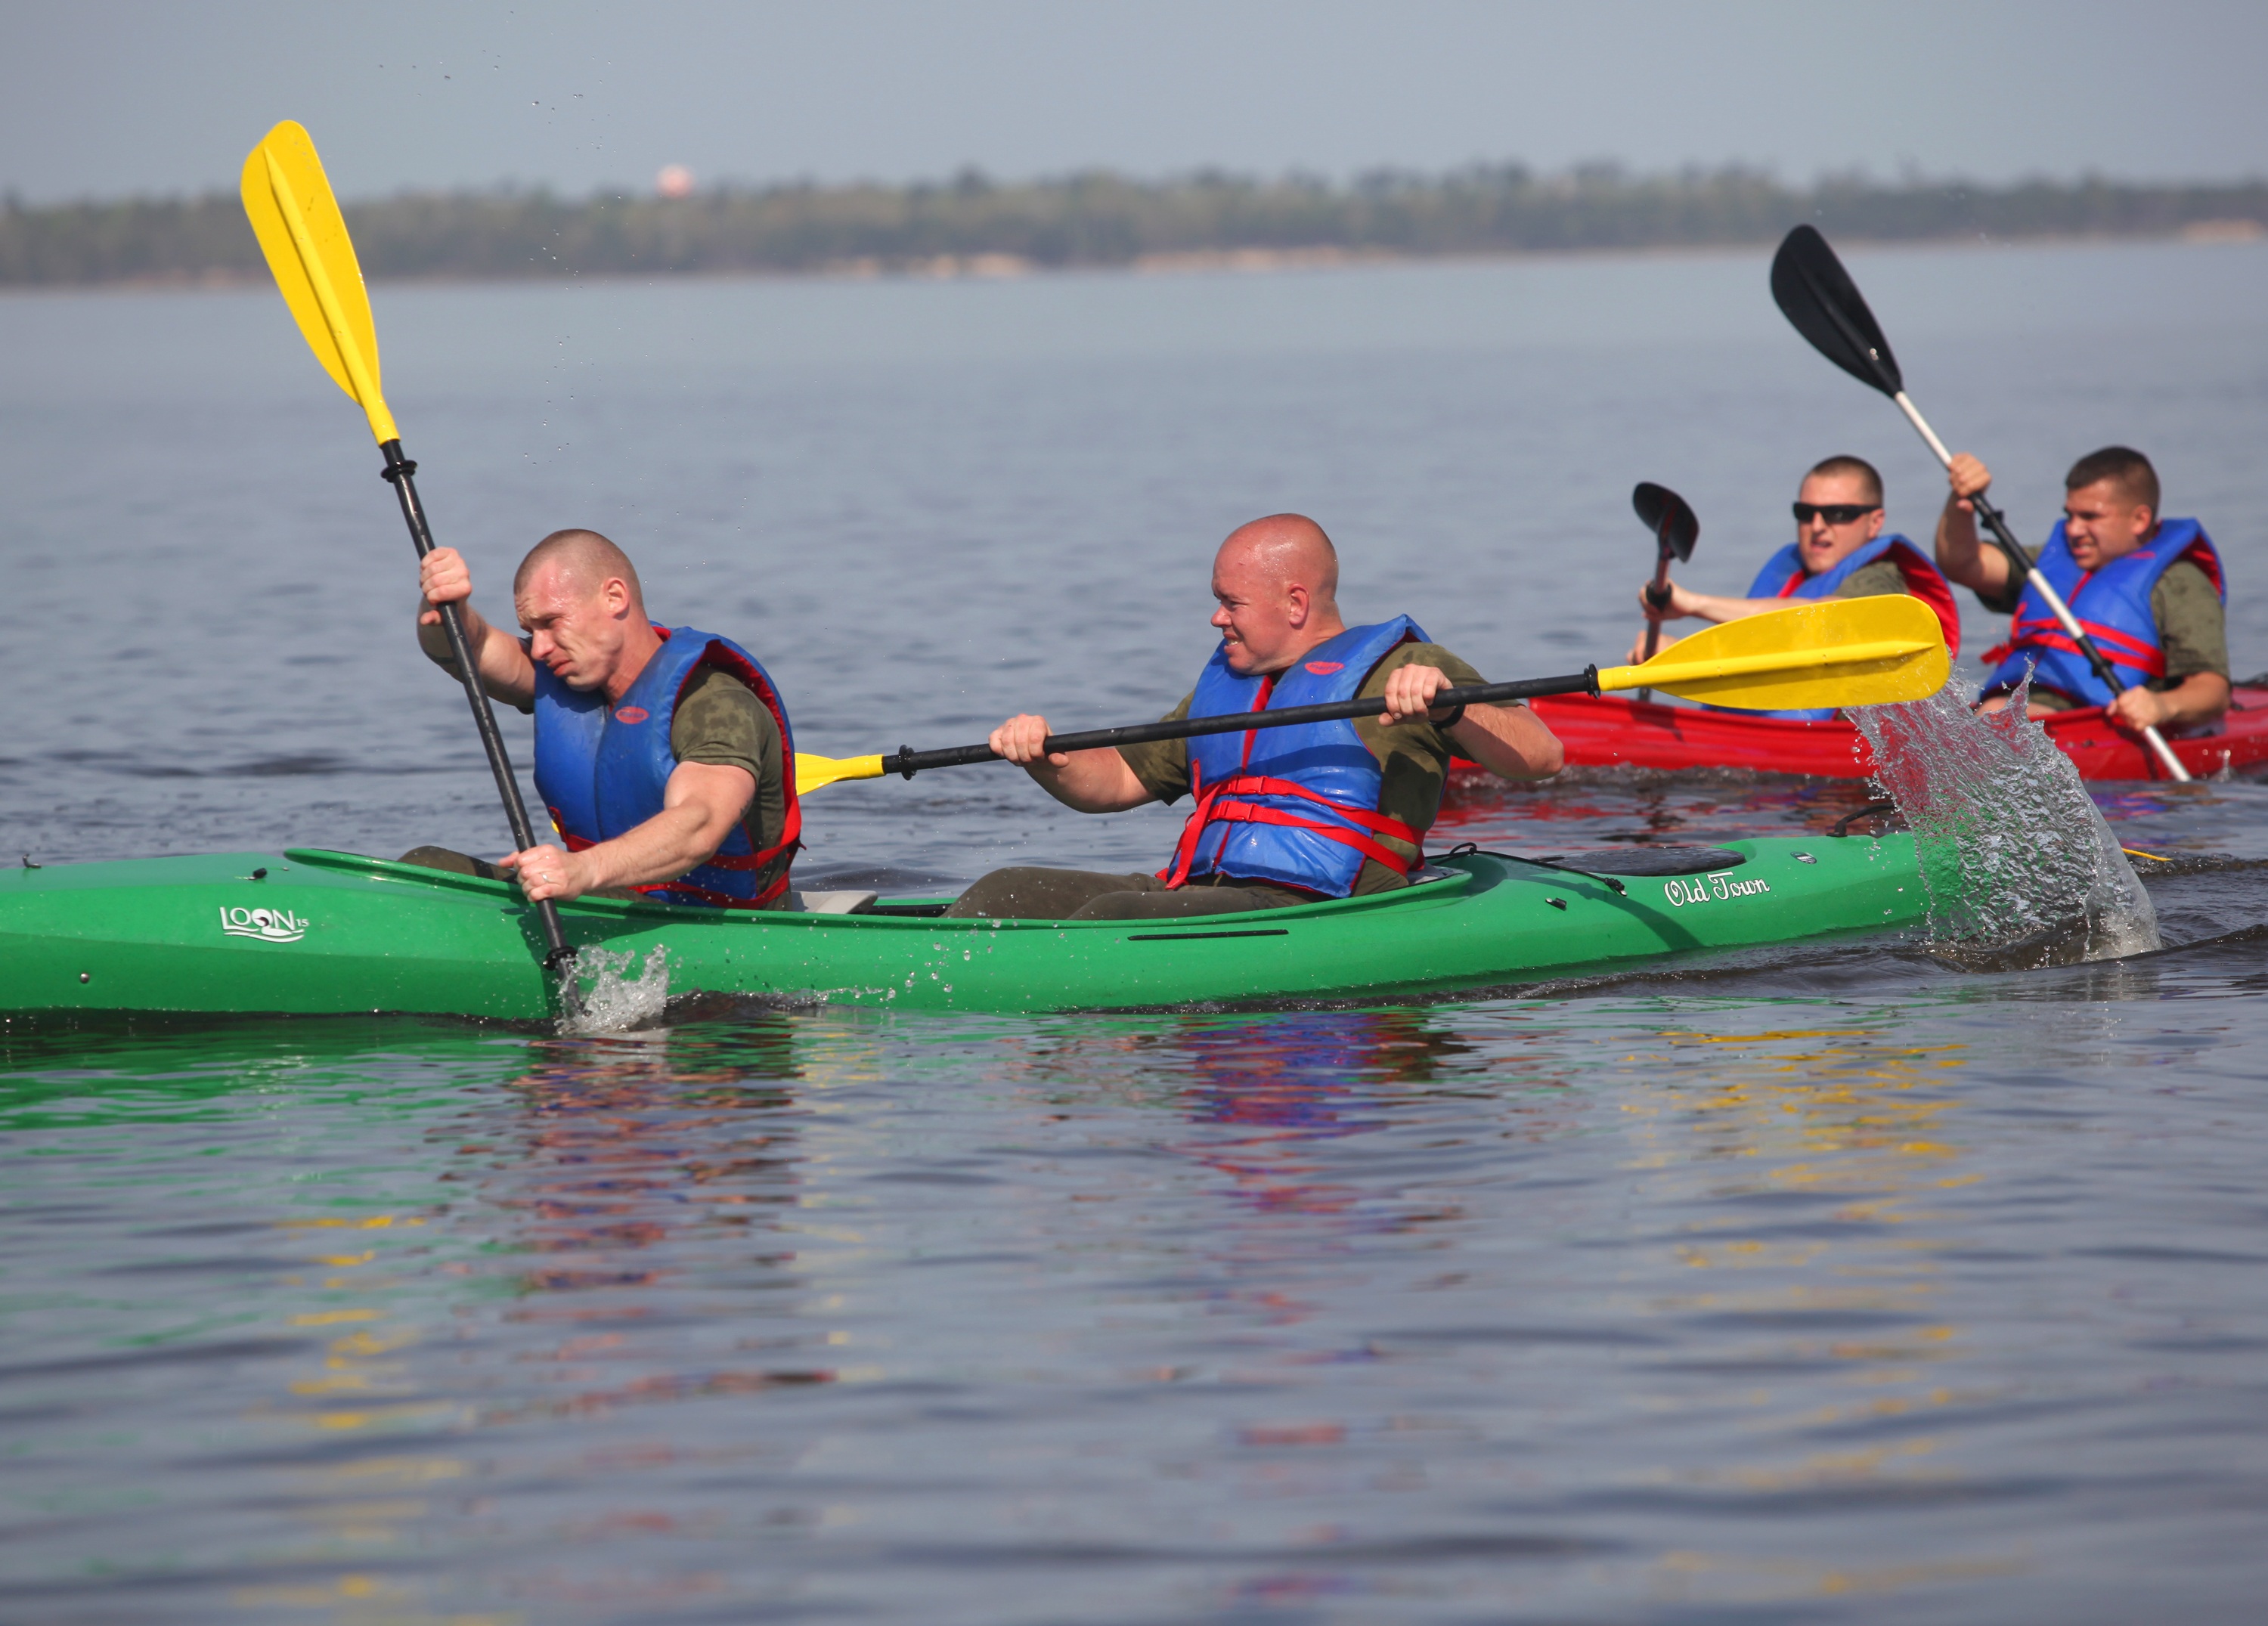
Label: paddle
xmin=1632 ymin=480 xmax=1699 ymax=700
xmin=792 ymin=595 xmax=1948 ymax=792
xmin=1769 ymin=225 xmax=2191 ymax=782
xmin=240 ymin=122 xmax=577 ymax=968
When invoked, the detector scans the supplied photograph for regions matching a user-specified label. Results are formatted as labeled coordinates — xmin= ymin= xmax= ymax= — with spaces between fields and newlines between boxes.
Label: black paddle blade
xmin=1770 ymin=225 xmax=1903 ymax=397
xmin=1631 ymin=482 xmax=1698 ymax=562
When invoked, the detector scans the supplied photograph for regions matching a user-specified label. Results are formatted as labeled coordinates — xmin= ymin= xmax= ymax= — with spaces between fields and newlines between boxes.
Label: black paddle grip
xmin=880 ymin=670 xmax=1600 ymax=779
xmin=382 ymin=439 xmax=575 ymax=971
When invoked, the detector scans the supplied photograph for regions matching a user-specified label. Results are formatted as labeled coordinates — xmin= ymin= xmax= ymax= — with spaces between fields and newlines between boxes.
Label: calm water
xmin=4 ymin=241 xmax=2267 ymax=1621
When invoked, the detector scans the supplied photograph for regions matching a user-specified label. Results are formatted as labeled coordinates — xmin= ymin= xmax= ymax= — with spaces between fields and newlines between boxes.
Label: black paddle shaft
xmin=380 ymin=439 xmax=575 ymax=970
xmin=1956 ymin=493 xmax=2132 ymax=697
xmin=1768 ymin=226 xmax=2133 ymax=700
xmin=881 ymin=670 xmax=1602 ymax=778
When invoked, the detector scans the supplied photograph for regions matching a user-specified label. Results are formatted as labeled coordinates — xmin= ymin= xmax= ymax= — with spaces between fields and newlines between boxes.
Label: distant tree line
xmin=4 ymin=164 xmax=2263 ymax=286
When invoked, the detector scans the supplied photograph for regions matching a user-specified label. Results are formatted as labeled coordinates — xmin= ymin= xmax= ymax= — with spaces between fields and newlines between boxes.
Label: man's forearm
xmin=1448 ymin=703 xmax=1562 ymax=782
xmin=574 ymin=804 xmax=733 ymax=890
xmin=417 ymin=600 xmax=531 ymax=701
xmin=1935 ymin=501 xmax=2008 ymax=594
xmin=416 ymin=609 xmax=463 ymax=671
xmin=1023 ymin=748 xmax=1156 ymax=813
xmin=2155 ymin=672 xmax=2232 ymax=730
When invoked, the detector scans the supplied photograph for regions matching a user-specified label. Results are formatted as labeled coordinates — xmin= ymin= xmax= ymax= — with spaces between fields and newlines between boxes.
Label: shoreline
xmin=2 ymin=221 xmax=2259 ymax=298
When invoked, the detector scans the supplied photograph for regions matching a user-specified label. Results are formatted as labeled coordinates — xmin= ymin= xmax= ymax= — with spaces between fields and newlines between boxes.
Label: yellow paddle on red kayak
xmin=794 ymin=593 xmax=1950 ymax=794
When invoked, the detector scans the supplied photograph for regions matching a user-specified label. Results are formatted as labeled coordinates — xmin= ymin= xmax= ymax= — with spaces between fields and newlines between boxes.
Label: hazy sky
xmin=8 ymin=0 xmax=2267 ymax=203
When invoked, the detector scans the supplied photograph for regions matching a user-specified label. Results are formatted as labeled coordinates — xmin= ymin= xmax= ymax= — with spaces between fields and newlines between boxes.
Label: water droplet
xmin=1852 ymin=683 xmax=2158 ymax=965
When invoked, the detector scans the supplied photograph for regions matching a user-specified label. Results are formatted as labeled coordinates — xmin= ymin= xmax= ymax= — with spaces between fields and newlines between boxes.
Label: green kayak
xmin=0 ymin=838 xmax=1926 ymax=1021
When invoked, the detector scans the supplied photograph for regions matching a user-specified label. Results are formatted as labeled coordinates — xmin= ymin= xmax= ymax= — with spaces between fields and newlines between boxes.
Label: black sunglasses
xmin=1792 ymin=502 xmax=1881 ymax=525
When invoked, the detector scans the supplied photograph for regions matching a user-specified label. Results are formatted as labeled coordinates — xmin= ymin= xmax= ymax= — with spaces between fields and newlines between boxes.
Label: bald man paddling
xmin=947 ymin=514 xmax=1563 ymax=921
xmin=408 ymin=530 xmax=801 ymax=909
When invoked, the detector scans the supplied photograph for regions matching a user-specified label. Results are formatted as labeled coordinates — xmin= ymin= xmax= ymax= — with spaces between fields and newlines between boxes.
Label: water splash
xmin=1852 ymin=684 xmax=2159 ymax=968
xmin=558 ymin=943 xmax=672 ymax=1034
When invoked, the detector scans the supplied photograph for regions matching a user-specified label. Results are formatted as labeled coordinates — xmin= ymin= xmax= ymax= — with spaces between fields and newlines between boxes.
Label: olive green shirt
xmin=670 ymin=666 xmax=789 ymax=878
xmin=1975 ymin=558 xmax=2227 ymax=711
xmin=1117 ymin=641 xmax=1489 ymax=896
xmin=1834 ymin=559 xmax=1910 ymax=600
xmin=516 ymin=658 xmax=788 ymax=892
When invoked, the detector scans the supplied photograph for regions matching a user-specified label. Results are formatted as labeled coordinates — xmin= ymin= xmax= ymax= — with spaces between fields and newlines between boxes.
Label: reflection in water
xmin=248 ymin=1019 xmax=835 ymax=1618
xmin=491 ymin=1023 xmax=803 ymax=1293
xmin=7 ymin=974 xmax=2261 ymax=1619
xmin=1610 ymin=1018 xmax=2003 ymax=1603
xmin=474 ymin=1021 xmax=829 ymax=1436
xmin=1174 ymin=1012 xmax=1467 ymax=1215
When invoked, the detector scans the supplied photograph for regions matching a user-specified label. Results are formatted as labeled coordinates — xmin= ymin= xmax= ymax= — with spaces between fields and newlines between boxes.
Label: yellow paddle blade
xmin=1596 ymin=595 xmax=1949 ymax=711
xmin=795 ymin=752 xmax=887 ymax=795
xmin=240 ymin=121 xmax=398 ymax=444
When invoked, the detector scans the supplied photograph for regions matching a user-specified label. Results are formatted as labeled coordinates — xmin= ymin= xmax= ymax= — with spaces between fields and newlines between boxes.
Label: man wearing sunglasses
xmin=1935 ymin=446 xmax=2228 ymax=731
xmin=1633 ymin=457 xmax=1960 ymax=717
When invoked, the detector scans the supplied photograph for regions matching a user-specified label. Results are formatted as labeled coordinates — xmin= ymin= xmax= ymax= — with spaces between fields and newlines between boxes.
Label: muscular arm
xmin=1378 ymin=662 xmax=1563 ymax=782
xmin=417 ymin=547 xmax=538 ymax=708
xmin=987 ymin=715 xmax=1157 ymax=813
xmin=2111 ymin=671 xmax=2231 ymax=733
xmin=1445 ymin=703 xmax=1563 ymax=781
xmin=1934 ymin=453 xmax=2015 ymax=599
xmin=2109 ymin=565 xmax=2231 ymax=730
xmin=502 ymin=760 xmax=757 ymax=902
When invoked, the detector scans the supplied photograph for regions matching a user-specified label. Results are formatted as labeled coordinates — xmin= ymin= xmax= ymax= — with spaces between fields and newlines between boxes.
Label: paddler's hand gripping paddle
xmin=794 ymin=594 xmax=1950 ymax=793
xmin=1770 ymin=224 xmax=2192 ymax=782
xmin=240 ymin=122 xmax=575 ymax=971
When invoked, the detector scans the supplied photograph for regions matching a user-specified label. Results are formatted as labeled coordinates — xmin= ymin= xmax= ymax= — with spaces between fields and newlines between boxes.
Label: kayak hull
xmin=1492 ymin=686 xmax=2268 ymax=781
xmin=1 ymin=839 xmax=1929 ymax=1021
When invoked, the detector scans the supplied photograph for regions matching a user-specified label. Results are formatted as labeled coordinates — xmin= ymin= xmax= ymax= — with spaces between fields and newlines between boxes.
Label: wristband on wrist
xmin=1432 ymin=703 xmax=1466 ymax=729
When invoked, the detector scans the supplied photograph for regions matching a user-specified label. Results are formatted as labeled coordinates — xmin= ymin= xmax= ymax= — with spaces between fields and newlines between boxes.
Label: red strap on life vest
xmin=1160 ymin=773 xmax=1423 ymax=889
xmin=550 ymin=815 xmax=595 ymax=853
xmin=547 ymin=769 xmax=796 ymax=909
xmin=668 ymin=637 xmax=802 ymax=905
xmin=630 ymin=876 xmax=777 ymax=909
xmin=1990 ymin=606 xmax=2167 ymax=679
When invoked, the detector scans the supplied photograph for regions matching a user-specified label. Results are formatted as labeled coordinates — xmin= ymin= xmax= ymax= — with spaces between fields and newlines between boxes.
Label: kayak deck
xmin=1478 ymin=686 xmax=2268 ymax=782
xmin=0 ymin=838 xmax=1928 ymax=1021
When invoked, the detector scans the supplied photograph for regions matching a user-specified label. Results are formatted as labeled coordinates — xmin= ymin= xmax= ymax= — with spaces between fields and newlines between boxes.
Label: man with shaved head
xmin=407 ymin=530 xmax=802 ymax=908
xmin=947 ymin=513 xmax=1563 ymax=921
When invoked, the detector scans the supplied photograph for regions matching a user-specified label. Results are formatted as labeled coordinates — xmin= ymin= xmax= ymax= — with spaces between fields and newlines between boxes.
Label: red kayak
xmin=1451 ymin=684 xmax=2268 ymax=782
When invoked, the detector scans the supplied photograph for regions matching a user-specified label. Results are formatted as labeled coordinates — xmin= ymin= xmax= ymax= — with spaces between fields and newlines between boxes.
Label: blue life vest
xmin=532 ymin=625 xmax=801 ymax=908
xmin=1736 ymin=534 xmax=1962 ymax=720
xmin=1982 ymin=519 xmax=2223 ymax=708
xmin=1160 ymin=617 xmax=1433 ymax=899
